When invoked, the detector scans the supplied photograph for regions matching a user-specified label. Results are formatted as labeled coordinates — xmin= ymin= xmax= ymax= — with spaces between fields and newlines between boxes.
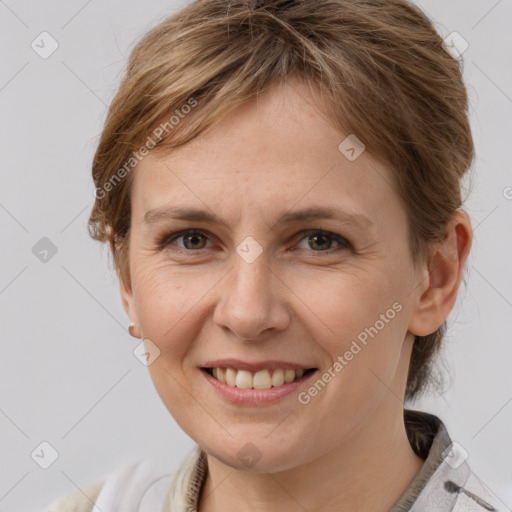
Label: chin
xmin=199 ymin=432 xmax=306 ymax=473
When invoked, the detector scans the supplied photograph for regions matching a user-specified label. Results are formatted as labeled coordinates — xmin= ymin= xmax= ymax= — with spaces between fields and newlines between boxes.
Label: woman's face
xmin=121 ymin=78 xmax=431 ymax=472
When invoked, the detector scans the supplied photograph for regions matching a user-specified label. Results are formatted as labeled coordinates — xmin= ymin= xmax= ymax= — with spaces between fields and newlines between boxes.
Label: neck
xmin=197 ymin=403 xmax=425 ymax=512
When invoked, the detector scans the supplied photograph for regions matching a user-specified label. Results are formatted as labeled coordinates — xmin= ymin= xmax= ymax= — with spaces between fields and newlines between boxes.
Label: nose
xmin=213 ymin=251 xmax=291 ymax=341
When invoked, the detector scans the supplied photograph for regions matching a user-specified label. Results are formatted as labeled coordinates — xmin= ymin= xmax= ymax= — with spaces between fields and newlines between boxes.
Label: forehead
xmin=131 ymin=79 xmax=402 ymax=229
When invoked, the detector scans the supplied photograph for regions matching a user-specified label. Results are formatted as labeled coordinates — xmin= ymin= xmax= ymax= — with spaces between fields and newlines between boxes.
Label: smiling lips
xmin=201 ymin=358 xmax=317 ymax=390
xmin=206 ymin=367 xmax=313 ymax=389
xmin=200 ymin=360 xmax=318 ymax=405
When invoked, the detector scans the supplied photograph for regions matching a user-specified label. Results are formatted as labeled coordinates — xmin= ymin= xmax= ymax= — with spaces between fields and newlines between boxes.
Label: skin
xmin=120 ymin=76 xmax=472 ymax=512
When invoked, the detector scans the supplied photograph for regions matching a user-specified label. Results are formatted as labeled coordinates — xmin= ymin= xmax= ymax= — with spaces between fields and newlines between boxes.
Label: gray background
xmin=0 ymin=1 xmax=511 ymax=510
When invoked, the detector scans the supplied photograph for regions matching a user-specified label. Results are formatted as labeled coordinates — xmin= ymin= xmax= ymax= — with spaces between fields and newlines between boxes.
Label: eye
xmin=159 ymin=229 xmax=212 ymax=251
xmin=158 ymin=228 xmax=350 ymax=254
xmin=295 ymin=229 xmax=351 ymax=253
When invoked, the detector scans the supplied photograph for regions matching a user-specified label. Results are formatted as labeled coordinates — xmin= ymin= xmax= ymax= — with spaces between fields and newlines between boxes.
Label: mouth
xmin=200 ymin=366 xmax=318 ymax=389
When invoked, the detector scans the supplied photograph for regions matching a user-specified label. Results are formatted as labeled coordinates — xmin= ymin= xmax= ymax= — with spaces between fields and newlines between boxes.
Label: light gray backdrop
xmin=0 ymin=1 xmax=511 ymax=511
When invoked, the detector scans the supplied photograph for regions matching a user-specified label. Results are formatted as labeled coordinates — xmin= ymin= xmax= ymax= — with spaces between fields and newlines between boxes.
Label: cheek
xmin=132 ymin=263 xmax=205 ymax=420
xmin=291 ymin=262 xmax=411 ymax=398
xmin=291 ymin=263 xmax=407 ymax=348
xmin=132 ymin=261 xmax=201 ymax=357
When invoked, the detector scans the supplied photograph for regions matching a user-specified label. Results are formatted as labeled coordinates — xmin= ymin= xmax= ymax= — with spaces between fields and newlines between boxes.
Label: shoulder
xmin=400 ymin=411 xmax=504 ymax=511
xmin=34 ymin=454 xmax=188 ymax=512
xmin=448 ymin=466 xmax=505 ymax=512
xmin=37 ymin=458 xmax=172 ymax=512
xmin=411 ymin=442 xmax=504 ymax=511
xmin=38 ymin=478 xmax=106 ymax=512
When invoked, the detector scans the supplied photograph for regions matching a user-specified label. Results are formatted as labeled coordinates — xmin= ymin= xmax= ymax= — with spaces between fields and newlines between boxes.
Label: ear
xmin=119 ymin=271 xmax=142 ymax=338
xmin=408 ymin=209 xmax=473 ymax=337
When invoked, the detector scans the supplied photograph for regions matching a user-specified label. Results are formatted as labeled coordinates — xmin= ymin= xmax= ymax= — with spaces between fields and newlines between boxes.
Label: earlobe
xmin=119 ymin=273 xmax=141 ymax=338
xmin=408 ymin=210 xmax=472 ymax=337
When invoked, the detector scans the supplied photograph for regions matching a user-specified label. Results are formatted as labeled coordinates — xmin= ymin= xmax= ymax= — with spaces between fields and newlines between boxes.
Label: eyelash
xmin=157 ymin=229 xmax=351 ymax=254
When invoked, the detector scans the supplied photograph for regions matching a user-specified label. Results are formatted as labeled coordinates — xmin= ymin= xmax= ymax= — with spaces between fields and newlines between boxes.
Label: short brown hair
xmin=88 ymin=0 xmax=474 ymax=402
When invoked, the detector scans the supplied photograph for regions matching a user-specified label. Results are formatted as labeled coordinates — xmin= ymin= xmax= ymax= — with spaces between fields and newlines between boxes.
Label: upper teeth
xmin=211 ymin=368 xmax=305 ymax=389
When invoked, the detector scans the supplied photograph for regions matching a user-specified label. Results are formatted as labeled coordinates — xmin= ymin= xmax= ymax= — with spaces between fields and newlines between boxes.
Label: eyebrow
xmin=142 ymin=205 xmax=374 ymax=232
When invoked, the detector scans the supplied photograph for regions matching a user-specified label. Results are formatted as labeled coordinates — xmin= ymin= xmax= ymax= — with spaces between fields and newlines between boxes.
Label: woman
xmin=39 ymin=0 xmax=503 ymax=510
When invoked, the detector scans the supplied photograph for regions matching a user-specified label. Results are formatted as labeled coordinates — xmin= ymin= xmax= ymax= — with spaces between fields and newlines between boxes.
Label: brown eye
xmin=158 ymin=228 xmax=350 ymax=254
xmin=308 ymin=233 xmax=332 ymax=251
xmin=296 ymin=230 xmax=350 ymax=252
xmin=161 ymin=229 xmax=211 ymax=250
xmin=181 ymin=231 xmax=208 ymax=250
